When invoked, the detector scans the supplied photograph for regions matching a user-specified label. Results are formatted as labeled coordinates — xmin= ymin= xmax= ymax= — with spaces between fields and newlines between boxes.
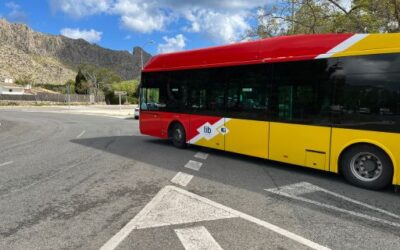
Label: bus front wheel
xmin=341 ymin=144 xmax=393 ymax=190
xmin=170 ymin=123 xmax=187 ymax=148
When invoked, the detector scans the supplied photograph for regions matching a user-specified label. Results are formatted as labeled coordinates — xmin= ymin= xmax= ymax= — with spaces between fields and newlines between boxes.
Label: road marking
xmin=175 ymin=226 xmax=223 ymax=250
xmin=194 ymin=152 xmax=209 ymax=160
xmin=76 ymin=130 xmax=86 ymax=138
xmin=0 ymin=161 xmax=13 ymax=167
xmin=171 ymin=172 xmax=194 ymax=187
xmin=266 ymin=182 xmax=400 ymax=228
xmin=185 ymin=160 xmax=203 ymax=171
xmin=99 ymin=185 xmax=330 ymax=250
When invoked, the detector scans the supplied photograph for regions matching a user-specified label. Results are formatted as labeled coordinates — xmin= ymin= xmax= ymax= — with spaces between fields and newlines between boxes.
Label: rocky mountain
xmin=0 ymin=19 xmax=151 ymax=84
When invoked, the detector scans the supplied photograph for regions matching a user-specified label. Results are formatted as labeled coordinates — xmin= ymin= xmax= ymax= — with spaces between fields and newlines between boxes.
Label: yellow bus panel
xmin=332 ymin=33 xmax=400 ymax=58
xmin=192 ymin=134 xmax=225 ymax=151
xmin=269 ymin=122 xmax=331 ymax=171
xmin=225 ymin=119 xmax=269 ymax=159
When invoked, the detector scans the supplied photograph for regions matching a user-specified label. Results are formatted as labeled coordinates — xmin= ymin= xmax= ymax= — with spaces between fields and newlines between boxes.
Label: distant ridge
xmin=0 ymin=19 xmax=151 ymax=84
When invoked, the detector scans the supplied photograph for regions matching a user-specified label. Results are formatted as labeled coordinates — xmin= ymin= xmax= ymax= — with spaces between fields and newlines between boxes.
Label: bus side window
xmin=273 ymin=59 xmax=333 ymax=124
xmin=146 ymin=88 xmax=160 ymax=110
xmin=190 ymin=89 xmax=204 ymax=110
xmin=225 ymin=64 xmax=269 ymax=120
xmin=140 ymin=88 xmax=147 ymax=110
xmin=333 ymin=54 xmax=400 ymax=132
xmin=161 ymin=71 xmax=187 ymax=112
xmin=278 ymin=86 xmax=293 ymax=120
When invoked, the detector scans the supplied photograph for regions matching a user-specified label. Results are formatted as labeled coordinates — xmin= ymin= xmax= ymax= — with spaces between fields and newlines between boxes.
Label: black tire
xmin=170 ymin=123 xmax=186 ymax=148
xmin=341 ymin=144 xmax=393 ymax=190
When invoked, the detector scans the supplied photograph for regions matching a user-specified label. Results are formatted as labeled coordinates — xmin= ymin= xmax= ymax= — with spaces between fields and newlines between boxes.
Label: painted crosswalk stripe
xmin=0 ymin=161 xmax=13 ymax=167
xmin=99 ymin=185 xmax=330 ymax=250
xmin=194 ymin=152 xmax=209 ymax=160
xmin=266 ymin=182 xmax=400 ymax=228
xmin=175 ymin=226 xmax=223 ymax=250
xmin=184 ymin=160 xmax=203 ymax=171
xmin=171 ymin=172 xmax=194 ymax=187
xmin=76 ymin=130 xmax=86 ymax=138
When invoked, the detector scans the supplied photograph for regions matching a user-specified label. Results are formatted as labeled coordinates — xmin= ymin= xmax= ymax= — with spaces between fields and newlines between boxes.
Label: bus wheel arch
xmin=339 ymin=142 xmax=394 ymax=190
xmin=168 ymin=121 xmax=187 ymax=148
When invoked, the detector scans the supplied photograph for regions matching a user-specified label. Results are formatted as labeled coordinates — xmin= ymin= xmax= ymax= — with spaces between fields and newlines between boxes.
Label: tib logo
xmin=203 ymin=126 xmax=212 ymax=134
xmin=198 ymin=122 xmax=218 ymax=140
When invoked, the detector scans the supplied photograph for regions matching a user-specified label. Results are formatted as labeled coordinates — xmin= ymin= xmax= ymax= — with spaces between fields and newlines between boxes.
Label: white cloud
xmin=112 ymin=0 xmax=171 ymax=33
xmin=183 ymin=9 xmax=250 ymax=43
xmin=50 ymin=0 xmax=270 ymax=44
xmin=49 ymin=0 xmax=112 ymax=18
xmin=60 ymin=28 xmax=103 ymax=43
xmin=5 ymin=2 xmax=19 ymax=9
xmin=158 ymin=34 xmax=186 ymax=54
xmin=5 ymin=1 xmax=27 ymax=22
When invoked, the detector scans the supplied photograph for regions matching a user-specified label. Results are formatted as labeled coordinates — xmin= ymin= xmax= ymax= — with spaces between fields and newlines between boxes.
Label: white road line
xmin=0 ymin=161 xmax=13 ymax=167
xmin=267 ymin=182 xmax=400 ymax=220
xmin=76 ymin=130 xmax=86 ymax=138
xmin=184 ymin=160 xmax=203 ymax=171
xmin=99 ymin=185 xmax=330 ymax=250
xmin=308 ymin=183 xmax=400 ymax=220
xmin=100 ymin=186 xmax=175 ymax=250
xmin=171 ymin=172 xmax=194 ymax=187
xmin=266 ymin=182 xmax=400 ymax=228
xmin=194 ymin=152 xmax=209 ymax=160
xmin=175 ymin=226 xmax=223 ymax=250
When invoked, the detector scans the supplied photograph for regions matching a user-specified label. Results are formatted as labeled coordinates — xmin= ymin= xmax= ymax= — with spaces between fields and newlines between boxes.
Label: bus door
xmin=139 ymin=87 xmax=162 ymax=137
xmin=269 ymin=84 xmax=331 ymax=171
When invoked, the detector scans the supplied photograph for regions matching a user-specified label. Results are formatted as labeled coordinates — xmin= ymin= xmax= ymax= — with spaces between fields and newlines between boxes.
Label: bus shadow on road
xmin=71 ymin=135 xmax=400 ymax=232
xmin=70 ymin=135 xmax=396 ymax=198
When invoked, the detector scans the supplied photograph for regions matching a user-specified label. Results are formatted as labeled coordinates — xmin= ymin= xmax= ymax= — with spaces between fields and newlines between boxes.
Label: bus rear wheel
xmin=170 ymin=123 xmax=186 ymax=148
xmin=341 ymin=144 xmax=393 ymax=190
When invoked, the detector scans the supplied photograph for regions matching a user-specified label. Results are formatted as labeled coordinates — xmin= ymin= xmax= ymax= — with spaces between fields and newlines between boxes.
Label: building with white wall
xmin=0 ymin=78 xmax=25 ymax=95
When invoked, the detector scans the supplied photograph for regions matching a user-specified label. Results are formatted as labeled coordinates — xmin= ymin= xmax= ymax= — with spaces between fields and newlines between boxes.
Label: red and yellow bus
xmin=139 ymin=33 xmax=400 ymax=190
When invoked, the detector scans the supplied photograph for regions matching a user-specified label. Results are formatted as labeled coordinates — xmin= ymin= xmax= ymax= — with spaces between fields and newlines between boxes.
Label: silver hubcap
xmin=350 ymin=152 xmax=383 ymax=182
xmin=174 ymin=129 xmax=182 ymax=141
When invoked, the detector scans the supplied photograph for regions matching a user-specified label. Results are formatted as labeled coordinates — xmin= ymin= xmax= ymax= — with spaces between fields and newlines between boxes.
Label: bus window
xmin=226 ymin=64 xmax=270 ymax=120
xmin=273 ymin=59 xmax=333 ymax=124
xmin=140 ymin=72 xmax=162 ymax=111
xmin=186 ymin=68 xmax=225 ymax=114
xmin=278 ymin=86 xmax=293 ymax=120
xmin=146 ymin=88 xmax=160 ymax=110
xmin=333 ymin=54 xmax=400 ymax=132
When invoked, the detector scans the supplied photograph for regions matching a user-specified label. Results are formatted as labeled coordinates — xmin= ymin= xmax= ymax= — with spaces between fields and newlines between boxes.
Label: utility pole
xmin=66 ymin=83 xmax=71 ymax=109
xmin=140 ymin=40 xmax=155 ymax=70
xmin=137 ymin=40 xmax=154 ymax=109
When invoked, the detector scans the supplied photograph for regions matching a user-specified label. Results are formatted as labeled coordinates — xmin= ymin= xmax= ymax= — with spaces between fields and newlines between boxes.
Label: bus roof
xmin=143 ymin=33 xmax=400 ymax=72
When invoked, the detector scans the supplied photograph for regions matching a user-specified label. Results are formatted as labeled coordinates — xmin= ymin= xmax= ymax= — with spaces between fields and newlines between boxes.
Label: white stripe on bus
xmin=315 ymin=34 xmax=369 ymax=59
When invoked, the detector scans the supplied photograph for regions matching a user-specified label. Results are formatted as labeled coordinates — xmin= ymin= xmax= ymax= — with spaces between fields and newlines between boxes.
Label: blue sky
xmin=0 ymin=0 xmax=270 ymax=55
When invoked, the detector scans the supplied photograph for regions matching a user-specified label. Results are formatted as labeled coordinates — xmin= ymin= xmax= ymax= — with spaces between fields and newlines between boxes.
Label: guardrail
xmin=0 ymin=93 xmax=105 ymax=103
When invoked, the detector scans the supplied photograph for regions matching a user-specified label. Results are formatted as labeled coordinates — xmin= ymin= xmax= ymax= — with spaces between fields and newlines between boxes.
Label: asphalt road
xmin=1 ymin=109 xmax=400 ymax=250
